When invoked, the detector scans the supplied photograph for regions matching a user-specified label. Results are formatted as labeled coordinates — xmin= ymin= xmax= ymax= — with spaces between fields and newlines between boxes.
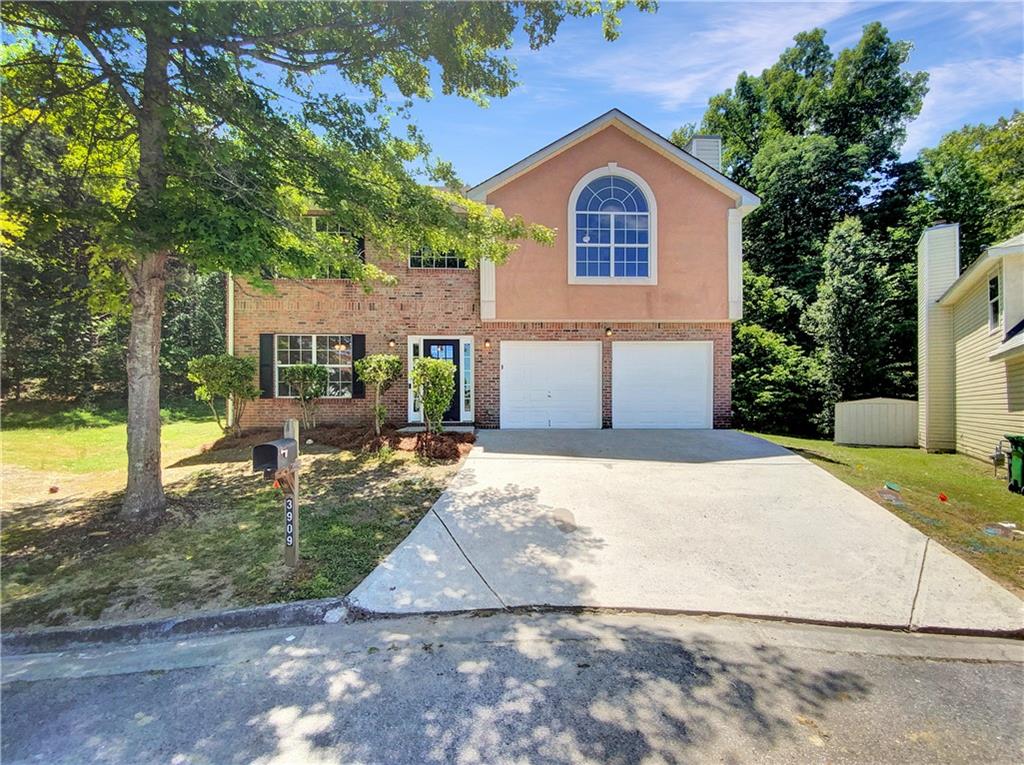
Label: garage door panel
xmin=500 ymin=342 xmax=601 ymax=429
xmin=613 ymin=342 xmax=712 ymax=429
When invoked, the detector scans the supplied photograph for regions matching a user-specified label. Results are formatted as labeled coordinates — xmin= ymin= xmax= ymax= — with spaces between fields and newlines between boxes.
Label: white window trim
xmin=988 ymin=272 xmax=1002 ymax=334
xmin=406 ymin=335 xmax=474 ymax=423
xmin=274 ymin=333 xmax=353 ymax=399
xmin=567 ymin=163 xmax=658 ymax=286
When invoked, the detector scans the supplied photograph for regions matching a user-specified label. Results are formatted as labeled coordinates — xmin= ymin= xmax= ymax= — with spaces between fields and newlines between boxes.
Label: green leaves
xmin=355 ymin=353 xmax=403 ymax=434
xmin=354 ymin=354 xmax=403 ymax=393
xmin=410 ymin=357 xmax=456 ymax=433
xmin=802 ymin=218 xmax=899 ymax=431
xmin=187 ymin=354 xmax=260 ymax=434
xmin=920 ymin=113 xmax=1024 ymax=267
xmin=280 ymin=364 xmax=330 ymax=429
xmin=690 ymin=22 xmax=930 ymax=437
xmin=2 ymin=1 xmax=649 ymax=295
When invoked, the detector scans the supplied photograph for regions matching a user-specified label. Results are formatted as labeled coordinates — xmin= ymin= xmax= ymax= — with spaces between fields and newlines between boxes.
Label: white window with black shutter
xmin=258 ymin=333 xmax=366 ymax=399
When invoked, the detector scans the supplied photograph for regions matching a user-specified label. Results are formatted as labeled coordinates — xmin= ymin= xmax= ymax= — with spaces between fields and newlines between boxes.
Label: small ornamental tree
xmin=354 ymin=353 xmax=403 ymax=435
xmin=410 ymin=358 xmax=456 ymax=434
xmin=186 ymin=354 xmax=260 ymax=436
xmin=280 ymin=364 xmax=330 ymax=430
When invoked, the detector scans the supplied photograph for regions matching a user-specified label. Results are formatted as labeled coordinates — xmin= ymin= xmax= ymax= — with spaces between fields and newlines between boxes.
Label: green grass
xmin=1 ymin=406 xmax=458 ymax=629
xmin=1 ymin=396 xmax=221 ymax=474
xmin=753 ymin=432 xmax=1024 ymax=594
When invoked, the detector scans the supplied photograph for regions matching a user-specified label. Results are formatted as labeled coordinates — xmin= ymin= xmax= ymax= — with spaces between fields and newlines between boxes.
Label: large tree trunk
xmin=121 ymin=252 xmax=169 ymax=519
xmin=121 ymin=21 xmax=171 ymax=520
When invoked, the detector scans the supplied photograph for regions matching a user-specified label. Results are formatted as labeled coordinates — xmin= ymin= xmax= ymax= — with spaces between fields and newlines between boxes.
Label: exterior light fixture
xmin=605 ymin=327 xmax=613 ymax=337
xmin=388 ymin=338 xmax=397 ymax=349
xmin=484 ymin=339 xmax=492 ymax=349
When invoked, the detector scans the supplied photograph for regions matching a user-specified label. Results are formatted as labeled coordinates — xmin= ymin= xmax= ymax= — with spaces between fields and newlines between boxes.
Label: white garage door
xmin=612 ymin=341 xmax=713 ymax=428
xmin=500 ymin=341 xmax=602 ymax=428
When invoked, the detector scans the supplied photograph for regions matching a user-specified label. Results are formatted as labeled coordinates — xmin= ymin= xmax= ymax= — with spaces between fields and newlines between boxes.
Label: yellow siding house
xmin=918 ymin=225 xmax=1024 ymax=460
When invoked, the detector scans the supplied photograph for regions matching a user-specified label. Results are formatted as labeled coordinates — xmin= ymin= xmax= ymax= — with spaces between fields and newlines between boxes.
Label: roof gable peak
xmin=467 ymin=109 xmax=759 ymax=210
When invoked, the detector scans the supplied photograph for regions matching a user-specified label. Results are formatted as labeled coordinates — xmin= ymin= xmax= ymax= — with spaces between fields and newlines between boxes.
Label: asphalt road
xmin=2 ymin=612 xmax=1022 ymax=764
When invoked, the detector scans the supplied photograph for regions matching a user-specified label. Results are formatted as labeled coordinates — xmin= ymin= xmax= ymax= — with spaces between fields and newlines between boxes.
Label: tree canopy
xmin=694 ymin=22 xmax=1022 ymax=436
xmin=2 ymin=0 xmax=653 ymax=518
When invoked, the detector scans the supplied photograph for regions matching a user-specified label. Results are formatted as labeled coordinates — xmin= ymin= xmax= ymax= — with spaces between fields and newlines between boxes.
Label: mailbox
xmin=252 ymin=438 xmax=298 ymax=478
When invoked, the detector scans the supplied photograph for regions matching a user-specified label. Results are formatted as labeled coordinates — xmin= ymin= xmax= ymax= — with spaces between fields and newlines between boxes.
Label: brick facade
xmin=232 ymin=260 xmax=733 ymax=430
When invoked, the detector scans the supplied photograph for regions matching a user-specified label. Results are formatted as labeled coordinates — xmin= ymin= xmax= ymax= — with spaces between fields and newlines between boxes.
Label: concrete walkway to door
xmin=349 ymin=430 xmax=1023 ymax=634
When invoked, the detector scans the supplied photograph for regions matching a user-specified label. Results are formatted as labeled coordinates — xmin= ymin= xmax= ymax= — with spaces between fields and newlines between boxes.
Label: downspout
xmin=226 ymin=273 xmax=235 ymax=428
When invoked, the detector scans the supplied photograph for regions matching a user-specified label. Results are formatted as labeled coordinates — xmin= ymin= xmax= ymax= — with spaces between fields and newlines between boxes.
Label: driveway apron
xmin=350 ymin=430 xmax=1023 ymax=633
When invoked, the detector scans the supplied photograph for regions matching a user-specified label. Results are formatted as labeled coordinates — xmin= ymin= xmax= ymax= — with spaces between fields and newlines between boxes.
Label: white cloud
xmin=548 ymin=2 xmax=862 ymax=110
xmin=903 ymin=54 xmax=1024 ymax=153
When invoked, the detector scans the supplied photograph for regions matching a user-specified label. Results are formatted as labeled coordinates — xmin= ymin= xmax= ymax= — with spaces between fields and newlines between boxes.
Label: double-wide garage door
xmin=499 ymin=341 xmax=712 ymax=429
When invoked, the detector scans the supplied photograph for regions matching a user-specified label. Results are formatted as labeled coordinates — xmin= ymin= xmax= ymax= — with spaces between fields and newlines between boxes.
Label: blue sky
xmin=405 ymin=1 xmax=1023 ymax=185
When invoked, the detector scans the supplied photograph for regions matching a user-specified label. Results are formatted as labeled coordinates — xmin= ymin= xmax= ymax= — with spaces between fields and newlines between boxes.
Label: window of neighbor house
xmin=989 ymin=274 xmax=1001 ymax=331
xmin=275 ymin=334 xmax=352 ymax=398
xmin=572 ymin=174 xmax=652 ymax=280
xmin=409 ymin=249 xmax=468 ymax=269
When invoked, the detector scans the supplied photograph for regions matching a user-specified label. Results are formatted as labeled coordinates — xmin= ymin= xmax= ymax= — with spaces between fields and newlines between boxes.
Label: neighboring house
xmin=918 ymin=224 xmax=1024 ymax=459
xmin=228 ymin=109 xmax=760 ymax=430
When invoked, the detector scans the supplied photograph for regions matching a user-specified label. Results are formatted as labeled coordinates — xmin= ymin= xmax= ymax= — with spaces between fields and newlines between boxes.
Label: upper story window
xmin=568 ymin=166 xmax=657 ymax=284
xmin=989 ymin=274 xmax=1002 ymax=331
xmin=307 ymin=214 xmax=365 ymax=277
xmin=409 ymin=249 xmax=468 ymax=269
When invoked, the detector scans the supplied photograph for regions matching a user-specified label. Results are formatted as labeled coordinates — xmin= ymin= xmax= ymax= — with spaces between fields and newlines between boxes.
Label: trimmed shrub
xmin=186 ymin=354 xmax=260 ymax=435
xmin=354 ymin=353 xmax=403 ymax=435
xmin=409 ymin=357 xmax=455 ymax=433
xmin=279 ymin=364 xmax=329 ymax=429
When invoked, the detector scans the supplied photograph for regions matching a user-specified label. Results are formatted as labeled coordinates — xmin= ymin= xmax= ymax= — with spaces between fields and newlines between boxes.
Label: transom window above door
xmin=569 ymin=169 xmax=656 ymax=284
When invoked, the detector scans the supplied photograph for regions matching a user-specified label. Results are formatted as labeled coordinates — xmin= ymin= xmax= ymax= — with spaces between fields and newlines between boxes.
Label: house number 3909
xmin=284 ymin=496 xmax=295 ymax=547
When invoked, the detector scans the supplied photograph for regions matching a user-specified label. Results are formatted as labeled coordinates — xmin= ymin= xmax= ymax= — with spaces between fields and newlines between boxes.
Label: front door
xmin=423 ymin=338 xmax=461 ymax=422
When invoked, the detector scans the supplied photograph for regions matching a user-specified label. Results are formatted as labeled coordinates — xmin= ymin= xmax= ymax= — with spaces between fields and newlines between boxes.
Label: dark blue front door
xmin=423 ymin=339 xmax=460 ymax=422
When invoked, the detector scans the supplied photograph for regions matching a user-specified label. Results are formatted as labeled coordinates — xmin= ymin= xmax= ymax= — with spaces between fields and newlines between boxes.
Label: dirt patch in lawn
xmin=201 ymin=426 xmax=476 ymax=459
xmin=1 ymin=442 xmax=465 ymax=630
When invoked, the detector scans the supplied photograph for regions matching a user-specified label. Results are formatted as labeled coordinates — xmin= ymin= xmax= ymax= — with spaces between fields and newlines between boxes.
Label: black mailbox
xmin=253 ymin=438 xmax=298 ymax=478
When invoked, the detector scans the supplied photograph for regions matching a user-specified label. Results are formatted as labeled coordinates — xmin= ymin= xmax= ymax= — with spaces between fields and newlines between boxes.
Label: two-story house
xmin=228 ymin=109 xmax=760 ymax=430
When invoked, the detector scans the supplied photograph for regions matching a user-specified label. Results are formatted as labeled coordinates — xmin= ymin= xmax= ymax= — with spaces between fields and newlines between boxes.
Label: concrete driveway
xmin=350 ymin=430 xmax=1023 ymax=633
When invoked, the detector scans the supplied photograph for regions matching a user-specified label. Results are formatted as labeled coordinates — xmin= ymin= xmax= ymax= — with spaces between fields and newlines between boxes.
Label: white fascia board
xmin=467 ymin=109 xmax=760 ymax=209
xmin=727 ymin=208 xmax=743 ymax=320
xmin=990 ymin=332 xmax=1024 ymax=361
xmin=938 ymin=249 xmax=1012 ymax=305
xmin=479 ymin=259 xmax=496 ymax=320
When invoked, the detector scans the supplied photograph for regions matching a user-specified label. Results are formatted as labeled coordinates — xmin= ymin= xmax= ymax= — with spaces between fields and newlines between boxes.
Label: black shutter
xmin=351 ymin=334 xmax=366 ymax=399
xmin=259 ymin=334 xmax=275 ymax=399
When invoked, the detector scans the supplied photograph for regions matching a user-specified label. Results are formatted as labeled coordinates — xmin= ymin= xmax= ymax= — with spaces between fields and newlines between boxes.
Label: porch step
xmin=396 ymin=424 xmax=476 ymax=434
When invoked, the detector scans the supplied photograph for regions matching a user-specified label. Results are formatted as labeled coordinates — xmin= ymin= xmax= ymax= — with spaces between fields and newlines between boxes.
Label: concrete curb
xmin=1 ymin=597 xmax=355 ymax=656
xmin=3 ymin=600 xmax=1019 ymax=656
xmin=352 ymin=604 xmax=1024 ymax=641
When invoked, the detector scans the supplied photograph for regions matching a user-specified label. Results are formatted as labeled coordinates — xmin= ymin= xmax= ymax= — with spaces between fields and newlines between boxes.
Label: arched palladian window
xmin=570 ymin=168 xmax=655 ymax=283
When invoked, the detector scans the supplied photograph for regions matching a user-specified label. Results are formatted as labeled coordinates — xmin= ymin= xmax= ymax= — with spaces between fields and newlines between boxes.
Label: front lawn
xmin=1 ymin=399 xmax=464 ymax=629
xmin=754 ymin=433 xmax=1024 ymax=595
xmin=1 ymin=397 xmax=223 ymax=500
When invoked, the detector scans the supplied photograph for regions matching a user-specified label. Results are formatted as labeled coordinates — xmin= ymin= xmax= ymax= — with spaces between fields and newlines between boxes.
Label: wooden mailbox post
xmin=252 ymin=419 xmax=301 ymax=567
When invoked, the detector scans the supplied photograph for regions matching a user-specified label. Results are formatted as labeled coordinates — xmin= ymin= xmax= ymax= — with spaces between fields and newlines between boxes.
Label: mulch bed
xmin=204 ymin=425 xmax=475 ymax=461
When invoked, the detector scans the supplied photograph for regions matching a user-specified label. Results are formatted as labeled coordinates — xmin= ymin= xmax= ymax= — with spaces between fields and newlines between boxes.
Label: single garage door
xmin=612 ymin=341 xmax=713 ymax=428
xmin=500 ymin=341 xmax=602 ymax=428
